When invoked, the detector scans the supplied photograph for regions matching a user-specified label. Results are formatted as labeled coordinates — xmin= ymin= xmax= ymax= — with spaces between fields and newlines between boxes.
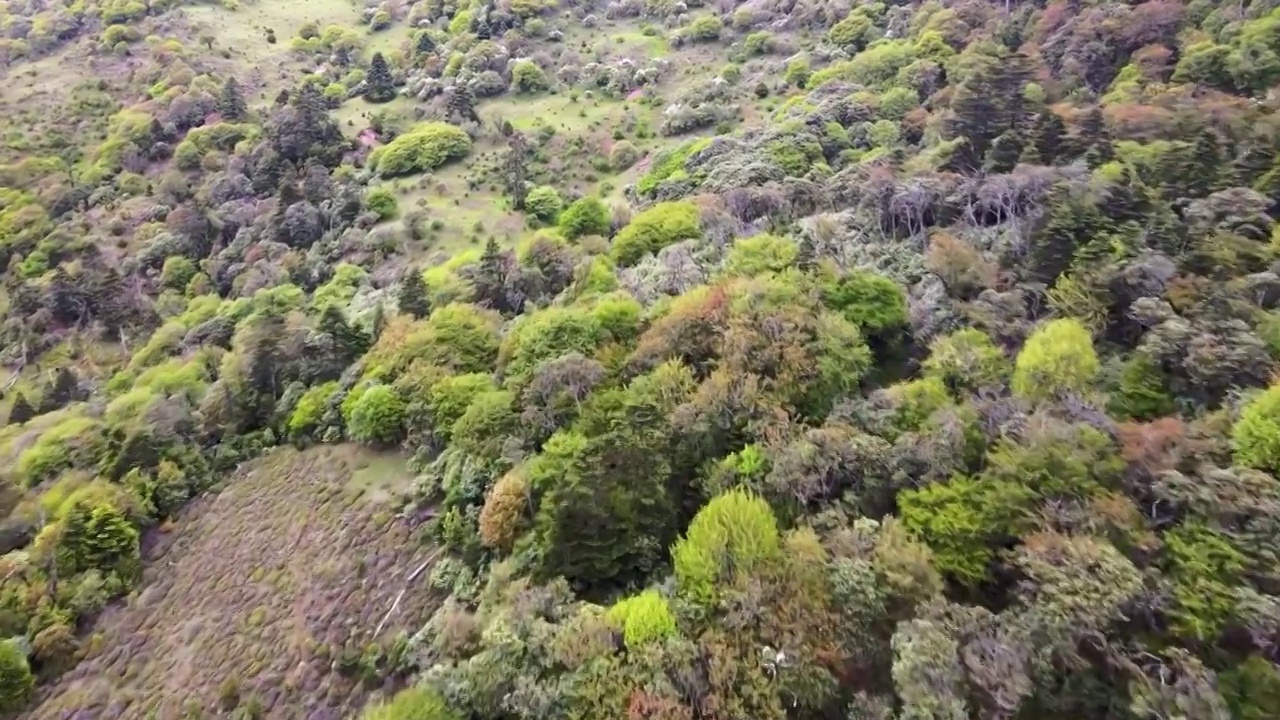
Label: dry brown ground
xmin=21 ymin=445 xmax=438 ymax=720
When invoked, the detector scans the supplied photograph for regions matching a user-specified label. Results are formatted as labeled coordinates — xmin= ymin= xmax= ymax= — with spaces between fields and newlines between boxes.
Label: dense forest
xmin=2 ymin=0 xmax=1280 ymax=717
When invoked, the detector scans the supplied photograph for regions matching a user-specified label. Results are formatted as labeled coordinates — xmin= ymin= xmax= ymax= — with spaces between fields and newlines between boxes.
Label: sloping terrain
xmin=22 ymin=446 xmax=436 ymax=720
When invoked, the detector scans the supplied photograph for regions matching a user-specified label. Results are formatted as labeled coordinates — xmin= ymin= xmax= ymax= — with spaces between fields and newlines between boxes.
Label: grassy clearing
xmin=26 ymin=444 xmax=440 ymax=720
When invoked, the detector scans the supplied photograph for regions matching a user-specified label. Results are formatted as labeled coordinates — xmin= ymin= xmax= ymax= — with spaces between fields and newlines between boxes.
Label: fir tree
xmin=503 ymin=131 xmax=530 ymax=210
xmin=6 ymin=392 xmax=34 ymax=426
xmin=446 ymin=84 xmax=479 ymax=125
xmin=219 ymin=76 xmax=248 ymax=121
xmin=1026 ymin=111 xmax=1066 ymax=165
xmin=365 ymin=52 xmax=396 ymax=103
xmin=371 ymin=301 xmax=387 ymax=340
xmin=414 ymin=30 xmax=436 ymax=56
xmin=319 ymin=305 xmax=370 ymax=363
xmin=985 ymin=129 xmax=1024 ymax=174
xmin=396 ymin=267 xmax=431 ymax=319
xmin=1187 ymin=127 xmax=1229 ymax=198
xmin=1077 ymin=106 xmax=1114 ymax=168
xmin=475 ymin=237 xmax=509 ymax=313
xmin=37 ymin=368 xmax=80 ymax=415
xmin=796 ymin=235 xmax=817 ymax=272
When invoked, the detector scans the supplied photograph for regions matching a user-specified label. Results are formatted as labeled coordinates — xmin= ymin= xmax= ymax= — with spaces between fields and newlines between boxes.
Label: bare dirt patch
xmin=21 ymin=444 xmax=437 ymax=720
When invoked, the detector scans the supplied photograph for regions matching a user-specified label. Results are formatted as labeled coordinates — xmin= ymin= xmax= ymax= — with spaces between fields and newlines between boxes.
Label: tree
xmin=361 ymin=686 xmax=459 ymax=720
xmin=1077 ymin=105 xmax=1113 ymax=167
xmin=479 ymin=470 xmax=528 ymax=553
xmin=523 ymin=185 xmax=562 ymax=223
xmin=365 ymin=52 xmax=396 ymax=103
xmin=6 ymin=392 xmax=35 ymax=425
xmin=1024 ymin=110 xmax=1066 ymax=165
xmin=396 ymin=267 xmax=431 ymax=319
xmin=474 ymin=237 xmax=509 ymax=313
xmin=445 ymin=84 xmax=479 ymax=125
xmin=503 ymin=130 xmax=530 ymax=210
xmin=414 ymin=30 xmax=436 ymax=56
xmin=219 ymin=76 xmax=247 ymax=121
xmin=318 ymin=305 xmax=371 ymax=365
xmin=1011 ymin=318 xmax=1099 ymax=402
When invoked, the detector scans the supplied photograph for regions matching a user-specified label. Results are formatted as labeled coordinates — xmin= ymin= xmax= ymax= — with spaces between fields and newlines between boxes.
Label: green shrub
xmin=636 ymin=138 xmax=709 ymax=196
xmin=921 ymin=328 xmax=1008 ymax=392
xmin=822 ymin=270 xmax=907 ymax=338
xmin=361 ymin=686 xmax=459 ymax=720
xmin=612 ymin=201 xmax=701 ymax=266
xmin=523 ymin=185 xmax=563 ymax=222
xmin=370 ymin=122 xmax=472 ymax=177
xmin=0 ymin=639 xmax=32 ymax=712
xmin=160 ymin=255 xmax=197 ymax=290
xmin=609 ymin=140 xmax=640 ymax=171
xmin=684 ymin=15 xmax=723 ymax=42
xmin=511 ymin=60 xmax=550 ymax=92
xmin=365 ymin=186 xmax=399 ymax=221
xmin=346 ymin=384 xmax=407 ymax=445
xmin=723 ymin=234 xmax=797 ymax=277
xmin=558 ymin=196 xmax=610 ymax=239
xmin=1011 ymin=318 xmax=1099 ymax=402
xmin=427 ymin=373 xmax=498 ymax=439
xmin=899 ymin=476 xmax=1034 ymax=585
xmin=1234 ymin=383 xmax=1280 ymax=473
xmin=672 ymin=488 xmax=781 ymax=606
xmin=606 ymin=589 xmax=677 ymax=647
xmin=288 ymin=381 xmax=338 ymax=440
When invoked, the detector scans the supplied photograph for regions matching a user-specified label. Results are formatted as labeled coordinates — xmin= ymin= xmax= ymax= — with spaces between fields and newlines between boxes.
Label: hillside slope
xmin=22 ymin=446 xmax=435 ymax=720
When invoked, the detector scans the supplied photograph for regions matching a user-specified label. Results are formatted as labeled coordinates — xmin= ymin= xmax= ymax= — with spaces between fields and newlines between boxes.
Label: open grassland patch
xmin=21 ymin=445 xmax=438 ymax=720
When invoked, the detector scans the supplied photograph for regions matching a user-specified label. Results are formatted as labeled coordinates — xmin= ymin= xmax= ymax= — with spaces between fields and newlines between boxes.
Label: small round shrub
xmin=511 ymin=59 xmax=550 ymax=93
xmin=1010 ymin=318 xmax=1099 ymax=402
xmin=346 ymin=384 xmax=407 ymax=445
xmin=160 ymin=255 xmax=197 ymax=290
xmin=606 ymin=589 xmax=677 ymax=647
xmin=365 ymin=186 xmax=400 ymax=221
xmin=1235 ymin=383 xmax=1280 ymax=474
xmin=558 ymin=196 xmax=610 ymax=239
xmin=609 ymin=140 xmax=640 ymax=170
xmin=612 ymin=200 xmax=701 ymax=266
xmin=479 ymin=470 xmax=528 ymax=552
xmin=523 ymin=185 xmax=563 ymax=222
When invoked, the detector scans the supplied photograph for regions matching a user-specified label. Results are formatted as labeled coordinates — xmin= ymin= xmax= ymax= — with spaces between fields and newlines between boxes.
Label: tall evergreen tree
xmin=1024 ymin=111 xmax=1066 ymax=165
xmin=318 ymin=305 xmax=371 ymax=364
xmin=6 ymin=392 xmax=34 ymax=426
xmin=396 ymin=267 xmax=431 ymax=319
xmin=1077 ymin=106 xmax=1114 ymax=168
xmin=219 ymin=76 xmax=248 ymax=121
xmin=364 ymin=52 xmax=396 ymax=103
xmin=37 ymin=368 xmax=80 ymax=415
xmin=446 ymin=84 xmax=479 ymax=125
xmin=475 ymin=237 xmax=509 ymax=313
xmin=796 ymin=235 xmax=817 ymax=272
xmin=503 ymin=131 xmax=530 ymax=210
xmin=414 ymin=30 xmax=436 ymax=56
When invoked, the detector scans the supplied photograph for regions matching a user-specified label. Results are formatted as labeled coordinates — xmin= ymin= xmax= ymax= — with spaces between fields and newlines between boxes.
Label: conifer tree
xmin=319 ymin=305 xmax=370 ymax=364
xmin=1078 ymin=106 xmax=1114 ymax=168
xmin=219 ymin=76 xmax=248 ymax=121
xmin=6 ymin=392 xmax=34 ymax=426
xmin=364 ymin=52 xmax=396 ymax=103
xmin=414 ymin=30 xmax=436 ymax=56
xmin=475 ymin=237 xmax=509 ymax=313
xmin=1025 ymin=111 xmax=1066 ymax=165
xmin=446 ymin=84 xmax=479 ymax=125
xmin=503 ymin=131 xmax=530 ymax=210
xmin=396 ymin=267 xmax=431 ymax=319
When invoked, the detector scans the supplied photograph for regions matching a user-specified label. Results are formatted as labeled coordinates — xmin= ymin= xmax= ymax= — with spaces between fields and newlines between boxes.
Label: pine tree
xmin=37 ymin=368 xmax=79 ymax=415
xmin=365 ymin=52 xmax=396 ymax=103
xmin=6 ymin=392 xmax=34 ymax=426
xmin=319 ymin=305 xmax=371 ymax=363
xmin=796 ymin=235 xmax=817 ymax=272
xmin=984 ymin=129 xmax=1024 ymax=174
xmin=475 ymin=237 xmax=509 ymax=313
xmin=1026 ymin=111 xmax=1066 ymax=165
xmin=219 ymin=76 xmax=248 ymax=121
xmin=503 ymin=131 xmax=530 ymax=210
xmin=371 ymin=301 xmax=387 ymax=340
xmin=414 ymin=30 xmax=436 ymax=56
xmin=1077 ymin=106 xmax=1114 ymax=168
xmin=446 ymin=84 xmax=479 ymax=125
xmin=1187 ymin=127 xmax=1228 ymax=198
xmin=396 ymin=267 xmax=431 ymax=319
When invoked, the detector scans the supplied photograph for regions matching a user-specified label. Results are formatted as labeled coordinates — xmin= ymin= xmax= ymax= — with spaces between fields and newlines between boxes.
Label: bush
xmin=511 ymin=59 xmax=550 ymax=92
xmin=0 ymin=639 xmax=32 ymax=712
xmin=365 ymin=186 xmax=399 ymax=221
xmin=1011 ymin=318 xmax=1099 ymax=402
xmin=478 ymin=469 xmax=528 ymax=552
xmin=361 ymin=686 xmax=459 ymax=720
xmin=288 ymin=381 xmax=338 ymax=440
xmin=921 ymin=328 xmax=1007 ymax=392
xmin=612 ymin=201 xmax=701 ymax=266
xmin=723 ymin=234 xmax=797 ymax=277
xmin=684 ymin=15 xmax=723 ymax=42
xmin=672 ymin=488 xmax=781 ymax=606
xmin=370 ymin=122 xmax=472 ymax=177
xmin=558 ymin=196 xmax=610 ymax=239
xmin=606 ymin=589 xmax=677 ymax=647
xmin=523 ymin=185 xmax=563 ymax=222
xmin=346 ymin=384 xmax=407 ymax=445
xmin=822 ymin=270 xmax=908 ymax=338
xmin=609 ymin=140 xmax=640 ymax=170
xmin=160 ymin=255 xmax=197 ymax=290
xmin=1235 ymin=383 xmax=1280 ymax=473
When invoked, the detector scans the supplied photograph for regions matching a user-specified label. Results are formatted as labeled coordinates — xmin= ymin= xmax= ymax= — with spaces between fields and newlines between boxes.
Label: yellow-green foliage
xmin=360 ymin=685 xmax=459 ymax=720
xmin=369 ymin=122 xmax=472 ymax=177
xmin=1234 ymin=383 xmax=1280 ymax=474
xmin=722 ymin=234 xmax=798 ymax=277
xmin=312 ymin=263 xmax=368 ymax=310
xmin=612 ymin=201 xmax=702 ymax=266
xmin=498 ymin=294 xmax=642 ymax=382
xmin=1011 ymin=318 xmax=1099 ymax=402
xmin=606 ymin=589 xmax=677 ymax=647
xmin=363 ymin=304 xmax=502 ymax=380
xmin=427 ymin=373 xmax=498 ymax=438
xmin=288 ymin=381 xmax=339 ymax=439
xmin=14 ymin=414 xmax=104 ymax=487
xmin=885 ymin=376 xmax=952 ymax=434
xmin=922 ymin=328 xmax=1008 ymax=391
xmin=672 ymin=488 xmax=782 ymax=606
